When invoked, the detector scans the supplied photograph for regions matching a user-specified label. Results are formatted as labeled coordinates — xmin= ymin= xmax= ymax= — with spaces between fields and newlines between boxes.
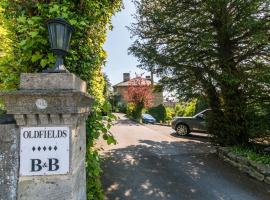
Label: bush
xmin=86 ymin=102 xmax=116 ymax=199
xmin=118 ymin=103 xmax=127 ymax=113
xmin=174 ymin=103 xmax=185 ymax=117
xmin=165 ymin=106 xmax=175 ymax=121
xmin=183 ymin=99 xmax=197 ymax=116
xmin=126 ymin=103 xmax=144 ymax=121
xmin=173 ymin=99 xmax=200 ymax=118
xmin=195 ymin=96 xmax=208 ymax=113
xmin=147 ymin=104 xmax=167 ymax=123
xmin=246 ymin=103 xmax=270 ymax=138
xmin=126 ymin=103 xmax=135 ymax=118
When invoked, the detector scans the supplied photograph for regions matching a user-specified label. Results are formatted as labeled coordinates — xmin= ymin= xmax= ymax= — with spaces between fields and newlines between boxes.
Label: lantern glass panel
xmin=47 ymin=18 xmax=74 ymax=55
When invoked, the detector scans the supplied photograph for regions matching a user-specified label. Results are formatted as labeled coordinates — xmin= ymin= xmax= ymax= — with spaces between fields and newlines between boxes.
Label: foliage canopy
xmin=130 ymin=0 xmax=270 ymax=146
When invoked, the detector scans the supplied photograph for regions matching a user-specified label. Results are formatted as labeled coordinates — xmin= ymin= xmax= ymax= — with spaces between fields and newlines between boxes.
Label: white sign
xmin=20 ymin=127 xmax=70 ymax=176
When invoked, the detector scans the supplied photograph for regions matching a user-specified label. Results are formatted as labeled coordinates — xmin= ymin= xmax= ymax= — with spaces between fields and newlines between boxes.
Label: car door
xmin=192 ymin=114 xmax=206 ymax=132
xmin=193 ymin=110 xmax=210 ymax=132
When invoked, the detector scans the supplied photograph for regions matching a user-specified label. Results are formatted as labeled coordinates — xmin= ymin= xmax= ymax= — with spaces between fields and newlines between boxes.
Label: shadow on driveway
xmin=101 ymin=138 xmax=270 ymax=200
xmin=170 ymin=132 xmax=210 ymax=140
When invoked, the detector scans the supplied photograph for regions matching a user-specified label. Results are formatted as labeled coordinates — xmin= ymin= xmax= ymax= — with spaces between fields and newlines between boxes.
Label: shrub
xmin=118 ymin=103 xmax=127 ymax=113
xmin=165 ymin=106 xmax=175 ymax=121
xmin=147 ymin=104 xmax=167 ymax=123
xmin=246 ymin=103 xmax=270 ymax=138
xmin=127 ymin=103 xmax=144 ymax=121
xmin=195 ymin=96 xmax=208 ymax=113
xmin=126 ymin=103 xmax=135 ymax=118
xmin=174 ymin=103 xmax=185 ymax=117
xmin=183 ymin=99 xmax=197 ymax=116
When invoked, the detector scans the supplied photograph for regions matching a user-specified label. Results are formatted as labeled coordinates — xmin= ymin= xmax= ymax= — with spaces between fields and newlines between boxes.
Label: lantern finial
xmin=44 ymin=17 xmax=74 ymax=73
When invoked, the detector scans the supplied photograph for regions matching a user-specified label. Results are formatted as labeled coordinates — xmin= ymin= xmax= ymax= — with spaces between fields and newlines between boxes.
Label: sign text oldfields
xmin=20 ymin=127 xmax=70 ymax=176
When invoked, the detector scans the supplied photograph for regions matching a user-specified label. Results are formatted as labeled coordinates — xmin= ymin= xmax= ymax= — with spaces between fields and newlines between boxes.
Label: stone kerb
xmin=217 ymin=147 xmax=270 ymax=185
xmin=0 ymin=73 xmax=94 ymax=200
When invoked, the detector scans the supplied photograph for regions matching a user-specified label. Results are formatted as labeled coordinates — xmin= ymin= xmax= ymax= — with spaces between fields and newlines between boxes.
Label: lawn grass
xmin=230 ymin=146 xmax=270 ymax=165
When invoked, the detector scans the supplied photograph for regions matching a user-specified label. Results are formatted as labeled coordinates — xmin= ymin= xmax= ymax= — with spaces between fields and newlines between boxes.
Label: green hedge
xmin=147 ymin=104 xmax=167 ymax=123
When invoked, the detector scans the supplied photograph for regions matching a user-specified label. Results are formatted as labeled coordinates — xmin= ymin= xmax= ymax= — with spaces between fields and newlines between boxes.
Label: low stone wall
xmin=0 ymin=115 xmax=19 ymax=200
xmin=217 ymin=147 xmax=270 ymax=185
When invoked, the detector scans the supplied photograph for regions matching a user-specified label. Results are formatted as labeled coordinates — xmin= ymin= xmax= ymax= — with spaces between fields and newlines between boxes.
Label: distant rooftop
xmin=113 ymin=73 xmax=155 ymax=87
xmin=113 ymin=77 xmax=154 ymax=87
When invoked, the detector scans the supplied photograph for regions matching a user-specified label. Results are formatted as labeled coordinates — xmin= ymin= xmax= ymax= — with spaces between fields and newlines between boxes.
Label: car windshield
xmin=142 ymin=114 xmax=153 ymax=118
xmin=194 ymin=109 xmax=211 ymax=119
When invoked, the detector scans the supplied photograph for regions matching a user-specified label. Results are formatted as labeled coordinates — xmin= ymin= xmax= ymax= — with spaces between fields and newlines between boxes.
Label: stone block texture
xmin=0 ymin=122 xmax=19 ymax=200
xmin=20 ymin=73 xmax=87 ymax=92
xmin=0 ymin=73 xmax=92 ymax=200
xmin=217 ymin=147 xmax=270 ymax=185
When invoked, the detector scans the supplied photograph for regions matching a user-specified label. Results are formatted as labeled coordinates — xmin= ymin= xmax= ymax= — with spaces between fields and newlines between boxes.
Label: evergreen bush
xmin=147 ymin=104 xmax=167 ymax=123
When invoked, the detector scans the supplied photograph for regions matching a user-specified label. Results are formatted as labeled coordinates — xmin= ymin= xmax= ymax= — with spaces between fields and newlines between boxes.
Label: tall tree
xmin=130 ymin=0 xmax=270 ymax=145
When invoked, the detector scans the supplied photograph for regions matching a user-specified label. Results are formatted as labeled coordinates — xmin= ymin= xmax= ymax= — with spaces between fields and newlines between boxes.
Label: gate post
xmin=0 ymin=73 xmax=93 ymax=200
xmin=0 ymin=116 xmax=19 ymax=200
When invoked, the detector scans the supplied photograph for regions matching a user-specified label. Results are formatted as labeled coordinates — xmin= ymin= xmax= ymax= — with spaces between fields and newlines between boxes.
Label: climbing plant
xmin=0 ymin=0 xmax=122 ymax=199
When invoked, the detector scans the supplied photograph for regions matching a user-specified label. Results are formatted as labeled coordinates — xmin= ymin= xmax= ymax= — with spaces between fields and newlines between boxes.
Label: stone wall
xmin=0 ymin=115 xmax=19 ymax=200
xmin=217 ymin=147 xmax=270 ymax=185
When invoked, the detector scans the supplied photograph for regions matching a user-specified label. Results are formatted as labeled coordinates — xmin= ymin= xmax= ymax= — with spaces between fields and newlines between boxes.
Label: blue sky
xmin=103 ymin=0 xmax=148 ymax=85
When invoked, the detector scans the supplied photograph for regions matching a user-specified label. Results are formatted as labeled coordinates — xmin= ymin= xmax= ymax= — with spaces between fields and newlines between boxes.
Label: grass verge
xmin=230 ymin=146 xmax=270 ymax=165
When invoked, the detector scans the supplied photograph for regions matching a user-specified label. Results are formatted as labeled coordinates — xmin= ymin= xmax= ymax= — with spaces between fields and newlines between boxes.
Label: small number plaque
xmin=35 ymin=99 xmax=48 ymax=110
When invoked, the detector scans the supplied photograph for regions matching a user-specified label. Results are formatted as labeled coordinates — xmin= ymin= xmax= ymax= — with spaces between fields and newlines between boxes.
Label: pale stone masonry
xmin=20 ymin=73 xmax=87 ymax=92
xmin=0 ymin=73 xmax=93 ymax=200
xmin=0 ymin=116 xmax=19 ymax=200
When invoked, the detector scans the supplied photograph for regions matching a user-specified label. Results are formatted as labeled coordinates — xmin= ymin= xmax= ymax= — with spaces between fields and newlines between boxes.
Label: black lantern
xmin=46 ymin=18 xmax=74 ymax=73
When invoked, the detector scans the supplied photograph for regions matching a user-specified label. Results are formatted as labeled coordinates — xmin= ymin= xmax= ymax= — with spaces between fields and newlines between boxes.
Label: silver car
xmin=171 ymin=109 xmax=211 ymax=136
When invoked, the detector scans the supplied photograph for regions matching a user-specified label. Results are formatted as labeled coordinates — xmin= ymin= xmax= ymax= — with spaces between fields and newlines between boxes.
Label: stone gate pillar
xmin=0 ymin=73 xmax=93 ymax=200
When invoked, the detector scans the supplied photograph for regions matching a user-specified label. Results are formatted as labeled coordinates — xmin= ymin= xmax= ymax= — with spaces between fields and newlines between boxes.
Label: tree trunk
xmin=204 ymin=82 xmax=227 ymax=145
xmin=222 ymin=84 xmax=249 ymax=145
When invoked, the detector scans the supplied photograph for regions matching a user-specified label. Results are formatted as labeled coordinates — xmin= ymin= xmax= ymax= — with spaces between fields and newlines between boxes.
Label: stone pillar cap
xmin=0 ymin=90 xmax=94 ymax=115
xmin=20 ymin=73 xmax=87 ymax=92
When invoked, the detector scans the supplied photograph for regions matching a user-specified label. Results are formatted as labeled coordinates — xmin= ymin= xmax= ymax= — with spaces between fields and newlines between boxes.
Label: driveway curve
xmin=99 ymin=114 xmax=270 ymax=200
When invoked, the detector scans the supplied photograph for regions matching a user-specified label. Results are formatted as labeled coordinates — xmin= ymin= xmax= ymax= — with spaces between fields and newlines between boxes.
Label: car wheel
xmin=176 ymin=124 xmax=189 ymax=136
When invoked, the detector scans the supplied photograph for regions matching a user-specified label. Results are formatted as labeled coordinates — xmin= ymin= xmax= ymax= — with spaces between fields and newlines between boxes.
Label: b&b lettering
xmin=49 ymin=158 xmax=59 ymax=171
xmin=31 ymin=159 xmax=42 ymax=172
xmin=30 ymin=158 xmax=60 ymax=172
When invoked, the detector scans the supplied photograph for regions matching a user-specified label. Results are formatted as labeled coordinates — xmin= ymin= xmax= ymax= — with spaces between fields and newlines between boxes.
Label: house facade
xmin=113 ymin=73 xmax=163 ymax=107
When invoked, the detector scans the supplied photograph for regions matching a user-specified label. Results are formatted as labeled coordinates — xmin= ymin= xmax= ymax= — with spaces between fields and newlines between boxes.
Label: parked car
xmin=171 ymin=109 xmax=211 ymax=136
xmin=142 ymin=114 xmax=156 ymax=124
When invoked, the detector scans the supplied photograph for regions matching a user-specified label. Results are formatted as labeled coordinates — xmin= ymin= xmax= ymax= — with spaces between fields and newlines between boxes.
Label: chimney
xmin=150 ymin=71 xmax=154 ymax=85
xmin=146 ymin=76 xmax=151 ymax=80
xmin=123 ymin=73 xmax=130 ymax=82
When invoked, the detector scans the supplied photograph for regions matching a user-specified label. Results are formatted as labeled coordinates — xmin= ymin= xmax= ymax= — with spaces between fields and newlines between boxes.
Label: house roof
xmin=113 ymin=77 xmax=153 ymax=87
